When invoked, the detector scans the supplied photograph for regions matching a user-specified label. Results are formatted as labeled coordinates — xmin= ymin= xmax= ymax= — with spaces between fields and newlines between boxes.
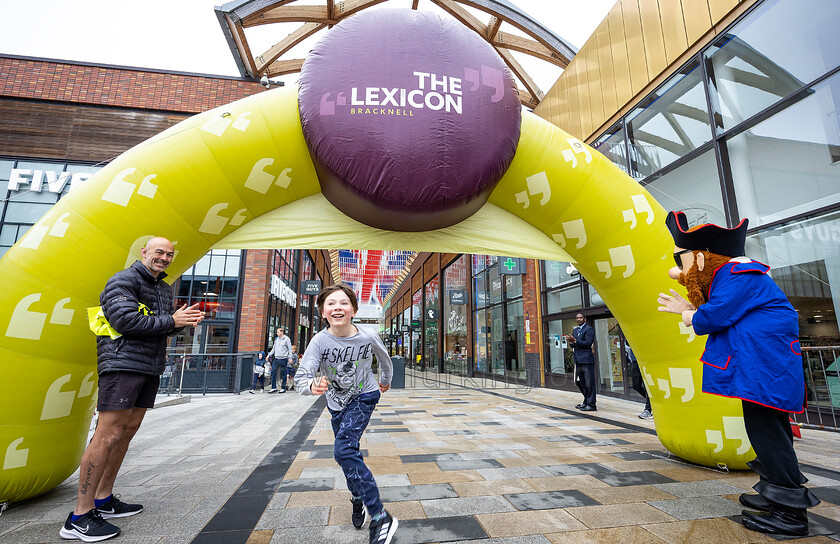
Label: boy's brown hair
xmin=316 ymin=283 xmax=359 ymax=314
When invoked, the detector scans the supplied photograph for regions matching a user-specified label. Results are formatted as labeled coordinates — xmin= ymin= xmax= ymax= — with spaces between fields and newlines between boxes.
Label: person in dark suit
xmin=567 ymin=313 xmax=596 ymax=411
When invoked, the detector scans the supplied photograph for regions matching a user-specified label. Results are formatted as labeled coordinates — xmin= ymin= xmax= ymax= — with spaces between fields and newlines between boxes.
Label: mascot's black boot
xmin=742 ymin=504 xmax=809 ymax=537
xmin=739 ymin=493 xmax=770 ymax=511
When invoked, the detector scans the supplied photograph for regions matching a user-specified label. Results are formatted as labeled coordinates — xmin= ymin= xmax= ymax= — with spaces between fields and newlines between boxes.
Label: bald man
xmin=61 ymin=237 xmax=203 ymax=542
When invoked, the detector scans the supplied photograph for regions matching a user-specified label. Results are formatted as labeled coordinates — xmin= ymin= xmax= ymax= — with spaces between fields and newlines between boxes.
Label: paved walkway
xmin=3 ymin=383 xmax=840 ymax=544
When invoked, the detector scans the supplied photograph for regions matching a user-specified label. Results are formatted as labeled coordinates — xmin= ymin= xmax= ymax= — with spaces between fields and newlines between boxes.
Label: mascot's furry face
xmin=676 ymin=250 xmax=733 ymax=308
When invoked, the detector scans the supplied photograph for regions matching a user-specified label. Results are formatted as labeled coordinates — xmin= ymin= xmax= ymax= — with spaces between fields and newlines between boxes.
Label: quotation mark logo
xmin=3 ymin=437 xmax=28 ymax=470
xmin=245 ymin=159 xmax=292 ymax=194
xmin=199 ymin=204 xmax=247 ymax=235
xmin=515 ymin=171 xmax=551 ymax=209
xmin=18 ymin=211 xmax=71 ymax=250
xmin=6 ymin=294 xmax=74 ymax=340
xmin=101 ymin=168 xmax=158 ymax=207
xmin=551 ymin=219 xmax=587 ymax=250
xmin=706 ymin=417 xmax=750 ymax=455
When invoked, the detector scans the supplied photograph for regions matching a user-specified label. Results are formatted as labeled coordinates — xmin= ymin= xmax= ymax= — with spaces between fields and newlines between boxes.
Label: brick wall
xmin=0 ymin=56 xmax=265 ymax=113
xmin=237 ymin=250 xmax=273 ymax=353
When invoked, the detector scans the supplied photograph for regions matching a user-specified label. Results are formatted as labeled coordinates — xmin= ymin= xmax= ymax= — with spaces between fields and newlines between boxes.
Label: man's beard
xmin=676 ymin=251 xmax=733 ymax=308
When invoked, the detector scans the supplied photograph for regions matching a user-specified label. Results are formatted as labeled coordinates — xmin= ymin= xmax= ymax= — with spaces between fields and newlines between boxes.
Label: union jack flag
xmin=336 ymin=250 xmax=415 ymax=306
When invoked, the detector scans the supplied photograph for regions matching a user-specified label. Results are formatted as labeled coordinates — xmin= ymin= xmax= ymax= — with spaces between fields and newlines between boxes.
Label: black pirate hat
xmin=665 ymin=211 xmax=748 ymax=257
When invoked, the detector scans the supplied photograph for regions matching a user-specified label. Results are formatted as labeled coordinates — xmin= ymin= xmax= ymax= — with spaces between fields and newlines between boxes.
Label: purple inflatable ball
xmin=298 ymin=8 xmax=521 ymax=231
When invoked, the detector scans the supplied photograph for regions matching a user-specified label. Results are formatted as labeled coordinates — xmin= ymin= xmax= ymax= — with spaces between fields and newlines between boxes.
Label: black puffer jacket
xmin=96 ymin=261 xmax=179 ymax=376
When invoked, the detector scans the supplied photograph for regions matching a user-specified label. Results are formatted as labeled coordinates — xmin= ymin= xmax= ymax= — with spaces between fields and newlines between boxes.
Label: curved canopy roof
xmin=215 ymin=0 xmax=577 ymax=108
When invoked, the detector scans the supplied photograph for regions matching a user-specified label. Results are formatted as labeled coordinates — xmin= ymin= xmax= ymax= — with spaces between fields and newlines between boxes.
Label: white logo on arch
xmin=101 ymin=168 xmax=158 ymax=207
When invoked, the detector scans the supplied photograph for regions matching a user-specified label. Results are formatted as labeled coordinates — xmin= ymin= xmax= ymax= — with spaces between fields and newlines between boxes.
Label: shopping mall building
xmin=1 ymin=0 xmax=838 ymax=410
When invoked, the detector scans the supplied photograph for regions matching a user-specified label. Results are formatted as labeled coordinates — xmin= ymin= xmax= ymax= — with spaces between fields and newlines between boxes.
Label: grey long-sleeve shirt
xmin=295 ymin=327 xmax=392 ymax=411
xmin=268 ymin=334 xmax=292 ymax=359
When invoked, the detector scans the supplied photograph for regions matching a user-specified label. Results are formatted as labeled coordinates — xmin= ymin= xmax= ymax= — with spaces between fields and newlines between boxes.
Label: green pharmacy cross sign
xmin=498 ymin=256 xmax=525 ymax=275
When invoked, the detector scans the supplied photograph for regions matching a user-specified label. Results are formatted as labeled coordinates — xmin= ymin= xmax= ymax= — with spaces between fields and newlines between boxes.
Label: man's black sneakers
xmin=59 ymin=510 xmax=120 ymax=542
xmin=351 ymin=497 xmax=369 ymax=529
xmin=369 ymin=510 xmax=398 ymax=544
xmin=95 ymin=495 xmax=143 ymax=519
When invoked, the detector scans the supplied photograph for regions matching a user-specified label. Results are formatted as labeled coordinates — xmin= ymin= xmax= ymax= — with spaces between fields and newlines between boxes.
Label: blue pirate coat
xmin=691 ymin=259 xmax=805 ymax=413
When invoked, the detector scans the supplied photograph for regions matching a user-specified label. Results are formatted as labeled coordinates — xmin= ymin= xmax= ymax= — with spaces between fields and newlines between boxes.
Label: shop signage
xmin=425 ymin=308 xmax=438 ymax=320
xmin=400 ymin=325 xmax=409 ymax=332
xmin=449 ymin=290 xmax=466 ymax=305
xmin=498 ymin=256 xmax=525 ymax=274
xmin=301 ymin=280 xmax=322 ymax=295
xmin=8 ymin=168 xmax=93 ymax=193
xmin=299 ymin=314 xmax=310 ymax=327
xmin=270 ymin=275 xmax=297 ymax=308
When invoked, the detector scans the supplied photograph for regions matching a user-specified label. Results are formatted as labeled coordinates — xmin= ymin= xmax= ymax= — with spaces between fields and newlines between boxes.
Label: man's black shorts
xmin=98 ymin=372 xmax=160 ymax=411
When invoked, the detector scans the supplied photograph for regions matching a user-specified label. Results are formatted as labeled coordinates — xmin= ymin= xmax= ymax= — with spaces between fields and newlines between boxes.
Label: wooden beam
xmin=486 ymin=16 xmax=502 ymax=41
xmin=265 ymin=58 xmax=306 ymax=77
xmin=328 ymin=0 xmax=335 ymax=20
xmin=496 ymin=47 xmax=542 ymax=104
xmin=227 ymin=14 xmax=258 ymax=78
xmin=243 ymin=5 xmax=335 ymax=27
xmin=254 ymin=22 xmax=326 ymax=73
xmin=333 ymin=0 xmax=390 ymax=21
xmin=431 ymin=0 xmax=486 ymax=34
xmin=493 ymin=31 xmax=569 ymax=67
xmin=515 ymin=88 xmax=538 ymax=108
xmin=412 ymin=0 xmax=420 ymax=8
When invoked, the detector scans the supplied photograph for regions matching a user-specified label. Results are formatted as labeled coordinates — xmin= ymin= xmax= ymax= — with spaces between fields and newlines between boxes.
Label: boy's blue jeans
xmin=330 ymin=390 xmax=382 ymax=517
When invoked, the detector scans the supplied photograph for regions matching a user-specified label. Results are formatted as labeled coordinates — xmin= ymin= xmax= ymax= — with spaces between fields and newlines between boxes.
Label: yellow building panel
xmin=596 ymin=22 xmax=618 ymax=117
xmin=638 ymin=0 xmax=668 ymax=80
xmin=577 ymin=55 xmax=594 ymax=138
xmin=607 ymin=3 xmax=633 ymax=112
xmin=556 ymin=76 xmax=572 ymax=132
xmin=682 ymin=0 xmax=713 ymax=44
xmin=621 ymin=0 xmax=649 ymax=96
xmin=708 ymin=0 xmax=739 ymax=24
xmin=660 ymin=0 xmax=689 ymax=64
xmin=585 ymin=44 xmax=606 ymax=132
xmin=564 ymin=62 xmax=582 ymax=139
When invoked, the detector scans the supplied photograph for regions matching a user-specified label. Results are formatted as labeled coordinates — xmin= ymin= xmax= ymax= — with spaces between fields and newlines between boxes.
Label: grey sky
xmin=1 ymin=1 xmax=614 ymax=92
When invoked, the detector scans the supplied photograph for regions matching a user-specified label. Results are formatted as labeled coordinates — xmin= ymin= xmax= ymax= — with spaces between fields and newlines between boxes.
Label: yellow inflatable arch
xmin=0 ymin=87 xmax=753 ymax=504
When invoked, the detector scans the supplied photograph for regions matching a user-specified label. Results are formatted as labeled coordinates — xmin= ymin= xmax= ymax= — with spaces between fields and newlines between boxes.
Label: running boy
xmin=295 ymin=283 xmax=398 ymax=544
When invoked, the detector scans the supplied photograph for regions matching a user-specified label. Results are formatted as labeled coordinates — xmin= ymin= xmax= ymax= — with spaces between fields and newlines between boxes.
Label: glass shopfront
xmin=266 ymin=249 xmax=299 ymax=348
xmin=443 ymin=255 xmax=469 ymax=375
xmin=410 ymin=289 xmax=422 ymax=368
xmin=424 ymin=276 xmax=440 ymax=371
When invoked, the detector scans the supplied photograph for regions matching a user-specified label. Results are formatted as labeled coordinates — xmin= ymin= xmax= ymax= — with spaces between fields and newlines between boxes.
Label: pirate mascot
xmin=657 ymin=211 xmax=819 ymax=536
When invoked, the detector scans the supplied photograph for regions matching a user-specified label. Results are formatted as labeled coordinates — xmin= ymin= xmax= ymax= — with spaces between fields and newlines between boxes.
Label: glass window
xmin=643 ymin=148 xmax=725 ymax=227
xmin=443 ymin=256 xmax=469 ymax=375
xmin=0 ymin=160 xmax=14 ymax=181
xmin=727 ymin=72 xmax=840 ymax=227
xmin=543 ymin=260 xmax=579 ymax=288
xmin=545 ymin=285 xmax=582 ymax=315
xmin=472 ymin=254 xmax=496 ymax=275
xmin=707 ymin=0 xmax=840 ymax=132
xmin=473 ymin=271 xmax=489 ymax=309
xmin=474 ymin=309 xmax=491 ymax=373
xmin=593 ymin=122 xmax=629 ymax=174
xmin=424 ymin=276 xmax=440 ymax=371
xmin=628 ymin=60 xmax=712 ymax=179
xmin=490 ymin=305 xmax=505 ymax=376
xmin=503 ymin=272 xmax=522 ymax=299
xmin=544 ymin=319 xmax=575 ymax=376
xmin=745 ymin=210 xmax=839 ymax=346
xmin=3 ymin=202 xmax=54 ymax=223
xmin=505 ymin=300 xmax=526 ymax=381
xmin=488 ymin=265 xmax=503 ymax=305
